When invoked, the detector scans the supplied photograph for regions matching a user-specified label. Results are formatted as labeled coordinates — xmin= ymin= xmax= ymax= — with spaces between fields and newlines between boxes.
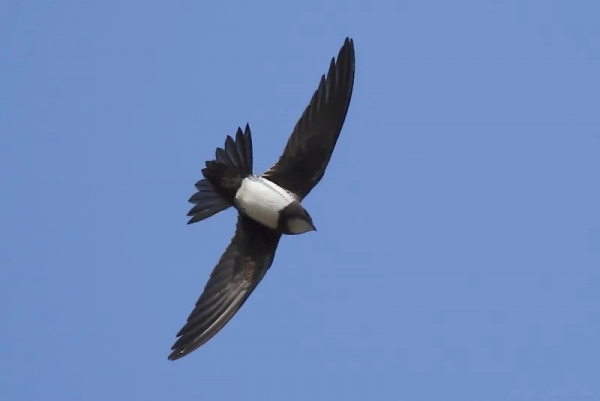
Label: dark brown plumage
xmin=169 ymin=37 xmax=355 ymax=360
xmin=169 ymin=216 xmax=280 ymax=360
xmin=263 ymin=37 xmax=355 ymax=200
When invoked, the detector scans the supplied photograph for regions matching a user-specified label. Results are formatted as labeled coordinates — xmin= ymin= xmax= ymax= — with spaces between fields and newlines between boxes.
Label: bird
xmin=169 ymin=37 xmax=355 ymax=361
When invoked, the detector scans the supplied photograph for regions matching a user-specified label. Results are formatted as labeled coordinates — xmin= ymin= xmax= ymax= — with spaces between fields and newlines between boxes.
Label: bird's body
xmin=169 ymin=37 xmax=355 ymax=360
xmin=234 ymin=176 xmax=300 ymax=231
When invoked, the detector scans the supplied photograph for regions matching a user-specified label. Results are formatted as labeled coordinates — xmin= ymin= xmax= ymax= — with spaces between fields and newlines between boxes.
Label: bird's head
xmin=281 ymin=201 xmax=316 ymax=235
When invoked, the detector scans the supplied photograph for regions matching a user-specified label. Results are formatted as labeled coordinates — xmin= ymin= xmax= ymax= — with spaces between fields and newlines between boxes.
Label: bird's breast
xmin=234 ymin=176 xmax=296 ymax=229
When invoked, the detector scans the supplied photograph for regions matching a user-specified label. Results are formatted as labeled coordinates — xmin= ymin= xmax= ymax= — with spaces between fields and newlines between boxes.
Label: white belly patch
xmin=234 ymin=176 xmax=296 ymax=229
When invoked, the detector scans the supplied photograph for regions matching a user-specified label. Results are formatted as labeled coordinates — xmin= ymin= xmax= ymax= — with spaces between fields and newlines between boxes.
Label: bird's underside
xmin=169 ymin=37 xmax=355 ymax=361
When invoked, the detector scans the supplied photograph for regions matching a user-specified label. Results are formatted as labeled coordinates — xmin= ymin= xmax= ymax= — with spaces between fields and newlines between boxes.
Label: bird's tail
xmin=186 ymin=124 xmax=254 ymax=224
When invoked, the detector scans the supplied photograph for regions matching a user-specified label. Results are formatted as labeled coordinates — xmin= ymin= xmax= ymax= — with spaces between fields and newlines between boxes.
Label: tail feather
xmin=186 ymin=124 xmax=254 ymax=225
xmin=236 ymin=126 xmax=253 ymax=173
xmin=213 ymin=124 xmax=253 ymax=173
xmin=186 ymin=179 xmax=230 ymax=224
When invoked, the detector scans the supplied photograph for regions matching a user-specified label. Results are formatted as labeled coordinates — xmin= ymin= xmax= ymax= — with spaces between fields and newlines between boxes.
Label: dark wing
xmin=169 ymin=216 xmax=281 ymax=360
xmin=262 ymin=37 xmax=355 ymax=200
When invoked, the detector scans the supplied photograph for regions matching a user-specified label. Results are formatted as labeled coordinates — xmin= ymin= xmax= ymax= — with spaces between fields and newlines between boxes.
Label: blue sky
xmin=1 ymin=0 xmax=599 ymax=400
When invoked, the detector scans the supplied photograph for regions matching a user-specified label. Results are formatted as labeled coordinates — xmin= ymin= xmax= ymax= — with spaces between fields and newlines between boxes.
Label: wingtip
xmin=167 ymin=349 xmax=185 ymax=361
xmin=168 ymin=335 xmax=205 ymax=361
xmin=331 ymin=37 xmax=354 ymax=65
xmin=342 ymin=37 xmax=355 ymax=58
xmin=168 ymin=337 xmax=192 ymax=360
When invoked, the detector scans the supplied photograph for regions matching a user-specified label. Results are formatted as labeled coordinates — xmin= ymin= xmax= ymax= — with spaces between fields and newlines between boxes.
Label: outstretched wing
xmin=262 ymin=37 xmax=355 ymax=200
xmin=169 ymin=216 xmax=281 ymax=360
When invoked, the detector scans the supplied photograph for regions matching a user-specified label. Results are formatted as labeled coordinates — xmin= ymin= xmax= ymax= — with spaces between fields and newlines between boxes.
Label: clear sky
xmin=1 ymin=1 xmax=599 ymax=400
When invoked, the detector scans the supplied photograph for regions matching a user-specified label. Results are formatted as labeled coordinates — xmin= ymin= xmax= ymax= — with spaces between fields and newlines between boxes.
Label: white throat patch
xmin=287 ymin=217 xmax=315 ymax=234
xmin=234 ymin=176 xmax=296 ymax=229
